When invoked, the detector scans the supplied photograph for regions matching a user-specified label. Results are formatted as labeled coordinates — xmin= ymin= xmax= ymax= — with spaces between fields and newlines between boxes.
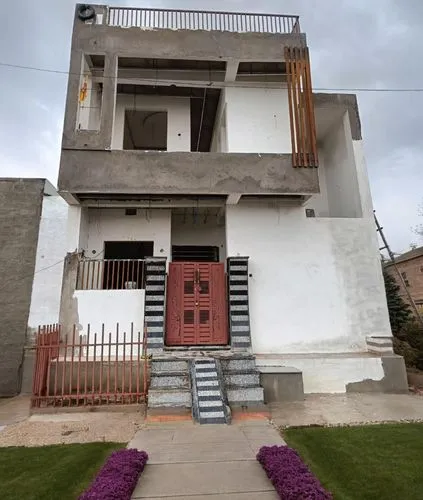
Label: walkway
xmin=129 ymin=420 xmax=283 ymax=499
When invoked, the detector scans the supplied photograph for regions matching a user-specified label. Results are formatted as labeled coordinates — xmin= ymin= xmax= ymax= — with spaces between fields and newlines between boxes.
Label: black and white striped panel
xmin=194 ymin=359 xmax=226 ymax=424
xmin=227 ymin=257 xmax=251 ymax=350
xmin=144 ymin=257 xmax=167 ymax=353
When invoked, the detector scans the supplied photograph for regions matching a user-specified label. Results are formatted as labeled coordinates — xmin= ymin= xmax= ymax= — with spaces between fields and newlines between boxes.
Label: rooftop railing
xmin=107 ymin=7 xmax=300 ymax=34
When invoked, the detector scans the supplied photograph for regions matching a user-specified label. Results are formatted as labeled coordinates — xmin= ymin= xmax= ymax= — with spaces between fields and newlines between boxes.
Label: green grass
xmin=0 ymin=442 xmax=124 ymax=500
xmin=284 ymin=423 xmax=423 ymax=500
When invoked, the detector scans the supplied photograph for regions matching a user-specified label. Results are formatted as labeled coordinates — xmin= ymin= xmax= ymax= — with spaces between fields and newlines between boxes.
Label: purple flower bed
xmin=79 ymin=449 xmax=148 ymax=500
xmin=257 ymin=445 xmax=332 ymax=500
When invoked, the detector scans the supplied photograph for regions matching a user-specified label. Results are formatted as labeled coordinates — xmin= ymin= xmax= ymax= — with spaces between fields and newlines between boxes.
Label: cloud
xmin=0 ymin=0 xmax=422 ymax=252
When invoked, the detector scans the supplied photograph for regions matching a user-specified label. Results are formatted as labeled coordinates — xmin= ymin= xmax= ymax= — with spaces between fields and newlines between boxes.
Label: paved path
xmin=270 ymin=393 xmax=423 ymax=427
xmin=129 ymin=420 xmax=284 ymax=499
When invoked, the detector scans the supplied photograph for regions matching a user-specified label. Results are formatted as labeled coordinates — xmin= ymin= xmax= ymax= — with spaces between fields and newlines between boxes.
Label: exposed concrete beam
xmin=93 ymin=76 xmax=287 ymax=90
xmin=59 ymin=191 xmax=80 ymax=205
xmin=225 ymin=61 xmax=239 ymax=82
xmin=226 ymin=194 xmax=242 ymax=205
xmin=80 ymin=198 xmax=226 ymax=208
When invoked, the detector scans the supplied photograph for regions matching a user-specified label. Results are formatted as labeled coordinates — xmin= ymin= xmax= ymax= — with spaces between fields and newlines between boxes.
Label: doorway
xmin=166 ymin=262 xmax=228 ymax=345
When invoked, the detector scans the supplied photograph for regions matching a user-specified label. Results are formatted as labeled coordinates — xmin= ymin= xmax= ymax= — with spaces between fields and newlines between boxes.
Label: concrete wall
xmin=322 ymin=112 xmax=362 ymax=218
xmin=0 ymin=179 xmax=44 ymax=396
xmin=74 ymin=289 xmax=145 ymax=357
xmin=225 ymin=88 xmax=291 ymax=154
xmin=171 ymin=211 xmax=226 ymax=262
xmin=85 ymin=208 xmax=171 ymax=261
xmin=27 ymin=194 xmax=68 ymax=329
xmin=226 ymin=201 xmax=392 ymax=355
xmin=59 ymin=150 xmax=319 ymax=196
xmin=112 ymin=95 xmax=191 ymax=151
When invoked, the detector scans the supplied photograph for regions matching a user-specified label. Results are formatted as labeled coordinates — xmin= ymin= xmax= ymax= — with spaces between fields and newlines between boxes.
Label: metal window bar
xmin=76 ymin=259 xmax=146 ymax=290
xmin=107 ymin=7 xmax=300 ymax=34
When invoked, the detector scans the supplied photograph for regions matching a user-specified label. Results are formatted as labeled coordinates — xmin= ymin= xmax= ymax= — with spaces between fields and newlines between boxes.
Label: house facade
xmin=385 ymin=247 xmax=423 ymax=317
xmin=51 ymin=4 xmax=407 ymax=410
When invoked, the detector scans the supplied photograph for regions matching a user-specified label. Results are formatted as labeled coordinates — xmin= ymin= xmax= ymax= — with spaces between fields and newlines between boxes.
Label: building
xmin=51 ymin=4 xmax=407 ymax=414
xmin=0 ymin=178 xmax=67 ymax=396
xmin=385 ymin=247 xmax=423 ymax=317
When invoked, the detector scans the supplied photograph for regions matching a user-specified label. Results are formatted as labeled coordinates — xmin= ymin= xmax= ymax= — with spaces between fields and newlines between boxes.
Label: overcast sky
xmin=0 ymin=0 xmax=422 ymax=252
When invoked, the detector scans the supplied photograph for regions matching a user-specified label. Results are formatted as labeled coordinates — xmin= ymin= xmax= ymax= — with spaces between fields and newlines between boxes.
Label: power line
xmin=1 ymin=60 xmax=423 ymax=93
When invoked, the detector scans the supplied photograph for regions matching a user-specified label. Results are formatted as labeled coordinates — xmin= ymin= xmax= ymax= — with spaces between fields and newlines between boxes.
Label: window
xmin=123 ymin=110 xmax=167 ymax=150
xmin=102 ymin=241 xmax=153 ymax=289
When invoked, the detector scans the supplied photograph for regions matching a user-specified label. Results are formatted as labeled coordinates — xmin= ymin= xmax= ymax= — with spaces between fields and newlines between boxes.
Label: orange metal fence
xmin=31 ymin=323 xmax=149 ymax=408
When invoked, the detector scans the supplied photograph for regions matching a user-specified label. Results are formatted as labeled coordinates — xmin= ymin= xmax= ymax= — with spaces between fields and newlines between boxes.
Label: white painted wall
xmin=224 ymin=87 xmax=291 ymax=153
xmin=226 ymin=202 xmax=392 ymax=355
xmin=256 ymin=356 xmax=385 ymax=393
xmin=85 ymin=208 xmax=171 ymax=260
xmin=66 ymin=206 xmax=89 ymax=253
xmin=112 ymin=94 xmax=190 ymax=151
xmin=171 ymin=212 xmax=226 ymax=261
xmin=28 ymin=194 xmax=68 ymax=329
xmin=74 ymin=290 xmax=145 ymax=357
xmin=322 ymin=112 xmax=362 ymax=218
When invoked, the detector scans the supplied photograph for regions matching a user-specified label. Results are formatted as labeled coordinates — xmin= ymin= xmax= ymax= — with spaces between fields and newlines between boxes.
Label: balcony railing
xmin=107 ymin=7 xmax=300 ymax=34
xmin=77 ymin=259 xmax=146 ymax=291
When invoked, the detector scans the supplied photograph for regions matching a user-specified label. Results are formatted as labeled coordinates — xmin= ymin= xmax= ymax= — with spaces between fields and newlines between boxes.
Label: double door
xmin=165 ymin=262 xmax=228 ymax=345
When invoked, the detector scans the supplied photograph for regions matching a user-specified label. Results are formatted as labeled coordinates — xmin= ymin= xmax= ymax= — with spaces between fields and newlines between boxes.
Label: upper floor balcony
xmin=59 ymin=6 xmax=351 ymax=203
xmin=105 ymin=7 xmax=300 ymax=34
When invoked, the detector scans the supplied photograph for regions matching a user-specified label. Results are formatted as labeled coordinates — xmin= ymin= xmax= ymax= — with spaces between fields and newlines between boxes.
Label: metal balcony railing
xmin=107 ymin=7 xmax=300 ymax=34
xmin=77 ymin=259 xmax=146 ymax=290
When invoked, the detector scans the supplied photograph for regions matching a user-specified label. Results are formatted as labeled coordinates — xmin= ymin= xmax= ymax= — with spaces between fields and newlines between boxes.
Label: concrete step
xmin=224 ymin=371 xmax=260 ymax=387
xmin=148 ymin=388 xmax=192 ymax=408
xmin=150 ymin=371 xmax=189 ymax=389
xmin=226 ymin=385 xmax=264 ymax=406
xmin=150 ymin=359 xmax=189 ymax=373
xmin=221 ymin=357 xmax=257 ymax=372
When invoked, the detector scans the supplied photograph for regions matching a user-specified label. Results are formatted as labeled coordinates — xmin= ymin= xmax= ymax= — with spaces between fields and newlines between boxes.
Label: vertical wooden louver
xmin=285 ymin=47 xmax=318 ymax=167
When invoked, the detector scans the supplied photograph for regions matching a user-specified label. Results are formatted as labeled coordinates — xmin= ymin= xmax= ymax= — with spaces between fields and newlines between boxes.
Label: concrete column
xmin=227 ymin=257 xmax=252 ymax=350
xmin=144 ymin=257 xmax=167 ymax=354
xmin=100 ymin=53 xmax=118 ymax=149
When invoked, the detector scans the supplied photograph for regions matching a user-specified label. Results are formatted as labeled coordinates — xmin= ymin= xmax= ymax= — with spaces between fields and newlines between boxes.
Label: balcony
xmin=58 ymin=150 xmax=319 ymax=201
xmin=106 ymin=7 xmax=300 ymax=34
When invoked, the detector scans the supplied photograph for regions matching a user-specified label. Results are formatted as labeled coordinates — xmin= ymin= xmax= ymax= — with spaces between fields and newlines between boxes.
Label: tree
xmin=382 ymin=267 xmax=412 ymax=336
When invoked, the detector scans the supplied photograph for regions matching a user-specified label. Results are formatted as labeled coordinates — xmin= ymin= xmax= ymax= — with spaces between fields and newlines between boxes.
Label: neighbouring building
xmin=44 ymin=4 xmax=407 ymax=415
xmin=0 ymin=178 xmax=67 ymax=396
xmin=385 ymin=246 xmax=423 ymax=317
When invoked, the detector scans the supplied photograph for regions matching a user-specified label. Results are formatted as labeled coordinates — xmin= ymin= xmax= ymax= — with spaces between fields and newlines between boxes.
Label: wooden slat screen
xmin=285 ymin=47 xmax=318 ymax=168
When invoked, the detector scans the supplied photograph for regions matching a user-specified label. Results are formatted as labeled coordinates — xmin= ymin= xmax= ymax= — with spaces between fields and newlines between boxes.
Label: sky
xmin=0 ymin=0 xmax=422 ymax=253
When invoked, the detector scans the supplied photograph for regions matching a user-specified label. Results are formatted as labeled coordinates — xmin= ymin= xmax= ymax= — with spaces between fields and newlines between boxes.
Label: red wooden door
xmin=166 ymin=262 xmax=228 ymax=345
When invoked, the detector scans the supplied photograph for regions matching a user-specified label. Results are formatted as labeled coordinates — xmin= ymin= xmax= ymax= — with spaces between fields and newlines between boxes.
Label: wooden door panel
xmin=166 ymin=262 xmax=228 ymax=346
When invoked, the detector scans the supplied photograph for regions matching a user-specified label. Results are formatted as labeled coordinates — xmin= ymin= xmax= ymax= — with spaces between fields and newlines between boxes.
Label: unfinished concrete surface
xmin=270 ymin=393 xmax=423 ymax=428
xmin=129 ymin=421 xmax=284 ymax=499
xmin=259 ymin=366 xmax=305 ymax=402
xmin=58 ymin=150 xmax=319 ymax=197
xmin=0 ymin=179 xmax=45 ymax=396
xmin=0 ymin=405 xmax=145 ymax=447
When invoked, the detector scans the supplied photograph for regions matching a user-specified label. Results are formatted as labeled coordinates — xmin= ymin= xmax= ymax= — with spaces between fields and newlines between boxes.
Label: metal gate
xmin=166 ymin=262 xmax=228 ymax=345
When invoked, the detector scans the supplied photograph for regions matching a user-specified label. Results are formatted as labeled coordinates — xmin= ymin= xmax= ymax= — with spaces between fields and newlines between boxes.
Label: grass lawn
xmin=284 ymin=423 xmax=423 ymax=500
xmin=0 ymin=442 xmax=124 ymax=500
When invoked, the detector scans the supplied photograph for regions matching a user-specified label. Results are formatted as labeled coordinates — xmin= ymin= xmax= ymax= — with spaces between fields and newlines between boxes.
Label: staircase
xmin=148 ymin=353 xmax=264 ymax=421
xmin=221 ymin=354 xmax=264 ymax=407
xmin=191 ymin=358 xmax=231 ymax=424
xmin=148 ymin=358 xmax=191 ymax=409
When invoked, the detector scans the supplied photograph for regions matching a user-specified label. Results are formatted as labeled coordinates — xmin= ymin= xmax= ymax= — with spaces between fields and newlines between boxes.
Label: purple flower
xmin=257 ymin=445 xmax=332 ymax=500
xmin=79 ymin=449 xmax=148 ymax=500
